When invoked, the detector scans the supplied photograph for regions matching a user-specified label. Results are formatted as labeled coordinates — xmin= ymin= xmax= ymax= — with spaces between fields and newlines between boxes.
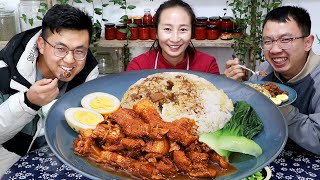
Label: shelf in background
xmin=1 ymin=39 xmax=234 ymax=50
xmin=98 ymin=39 xmax=234 ymax=48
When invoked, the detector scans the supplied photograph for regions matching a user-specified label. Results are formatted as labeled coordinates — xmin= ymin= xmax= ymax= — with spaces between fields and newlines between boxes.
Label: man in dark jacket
xmin=0 ymin=4 xmax=99 ymax=175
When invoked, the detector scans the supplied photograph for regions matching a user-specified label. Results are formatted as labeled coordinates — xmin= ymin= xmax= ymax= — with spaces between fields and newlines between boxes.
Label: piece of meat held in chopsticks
xmin=108 ymin=108 xmax=167 ymax=139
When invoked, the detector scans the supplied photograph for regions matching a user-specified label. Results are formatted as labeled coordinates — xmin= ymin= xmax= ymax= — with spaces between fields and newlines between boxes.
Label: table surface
xmin=3 ymin=140 xmax=320 ymax=180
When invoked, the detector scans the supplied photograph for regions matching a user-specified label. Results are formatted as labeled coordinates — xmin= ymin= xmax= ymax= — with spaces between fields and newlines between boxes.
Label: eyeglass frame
xmin=41 ymin=37 xmax=88 ymax=61
xmin=261 ymin=36 xmax=307 ymax=51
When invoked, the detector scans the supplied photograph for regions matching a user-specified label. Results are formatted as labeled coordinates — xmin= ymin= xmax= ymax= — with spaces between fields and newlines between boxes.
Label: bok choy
xmin=199 ymin=101 xmax=263 ymax=159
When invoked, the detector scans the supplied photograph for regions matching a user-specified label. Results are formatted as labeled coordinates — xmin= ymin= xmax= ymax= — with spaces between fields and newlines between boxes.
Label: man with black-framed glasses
xmin=224 ymin=6 xmax=320 ymax=155
xmin=0 ymin=4 xmax=99 ymax=176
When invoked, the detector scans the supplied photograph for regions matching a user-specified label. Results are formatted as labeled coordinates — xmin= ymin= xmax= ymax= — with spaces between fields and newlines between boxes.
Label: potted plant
xmin=228 ymin=0 xmax=282 ymax=71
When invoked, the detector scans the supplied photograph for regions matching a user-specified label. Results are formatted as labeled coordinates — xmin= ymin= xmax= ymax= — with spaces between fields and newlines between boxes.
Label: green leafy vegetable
xmin=242 ymin=169 xmax=264 ymax=180
xmin=199 ymin=101 xmax=263 ymax=159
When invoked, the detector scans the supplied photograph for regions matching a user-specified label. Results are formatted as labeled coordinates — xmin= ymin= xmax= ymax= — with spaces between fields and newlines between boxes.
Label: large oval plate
xmin=45 ymin=70 xmax=288 ymax=180
xmin=243 ymin=80 xmax=297 ymax=107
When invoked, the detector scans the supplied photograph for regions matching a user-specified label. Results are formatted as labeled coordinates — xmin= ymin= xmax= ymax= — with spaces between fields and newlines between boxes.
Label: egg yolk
xmin=74 ymin=111 xmax=102 ymax=125
xmin=89 ymin=97 xmax=114 ymax=110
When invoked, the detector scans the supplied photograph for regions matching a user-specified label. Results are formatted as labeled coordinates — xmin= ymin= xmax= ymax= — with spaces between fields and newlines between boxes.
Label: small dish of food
xmin=243 ymin=80 xmax=297 ymax=107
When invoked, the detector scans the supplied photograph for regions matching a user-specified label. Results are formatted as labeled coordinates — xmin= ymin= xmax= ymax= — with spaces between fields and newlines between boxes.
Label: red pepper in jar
xmin=116 ymin=24 xmax=127 ymax=40
xmin=221 ymin=16 xmax=234 ymax=31
xmin=139 ymin=24 xmax=150 ymax=40
xmin=206 ymin=25 xmax=219 ymax=40
xmin=194 ymin=23 xmax=206 ymax=40
xmin=196 ymin=16 xmax=208 ymax=25
xmin=208 ymin=16 xmax=221 ymax=29
xmin=149 ymin=25 xmax=157 ymax=40
xmin=104 ymin=23 xmax=116 ymax=40
xmin=128 ymin=24 xmax=138 ymax=40
xmin=133 ymin=16 xmax=142 ymax=25
xmin=143 ymin=8 xmax=153 ymax=25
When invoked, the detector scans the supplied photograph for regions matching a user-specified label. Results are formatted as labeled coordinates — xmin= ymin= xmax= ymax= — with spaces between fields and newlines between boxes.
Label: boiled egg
xmin=65 ymin=107 xmax=104 ymax=133
xmin=270 ymin=97 xmax=282 ymax=106
xmin=276 ymin=94 xmax=289 ymax=103
xmin=81 ymin=92 xmax=120 ymax=115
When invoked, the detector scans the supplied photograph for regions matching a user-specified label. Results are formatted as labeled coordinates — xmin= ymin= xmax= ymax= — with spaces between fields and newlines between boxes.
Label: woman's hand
xmin=224 ymin=58 xmax=246 ymax=81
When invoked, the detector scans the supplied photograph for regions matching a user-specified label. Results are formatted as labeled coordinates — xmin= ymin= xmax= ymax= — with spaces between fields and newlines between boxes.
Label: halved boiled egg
xmin=65 ymin=107 xmax=104 ymax=133
xmin=270 ymin=97 xmax=282 ymax=106
xmin=81 ymin=92 xmax=120 ymax=115
xmin=276 ymin=94 xmax=289 ymax=103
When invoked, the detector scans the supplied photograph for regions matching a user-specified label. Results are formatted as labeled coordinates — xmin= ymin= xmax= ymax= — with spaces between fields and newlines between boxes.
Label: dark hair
xmin=262 ymin=6 xmax=311 ymax=36
xmin=151 ymin=0 xmax=196 ymax=56
xmin=41 ymin=4 xmax=93 ymax=42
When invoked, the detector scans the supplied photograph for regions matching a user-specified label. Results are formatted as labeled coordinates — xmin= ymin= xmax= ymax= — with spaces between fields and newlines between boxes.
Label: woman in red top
xmin=126 ymin=0 xmax=220 ymax=75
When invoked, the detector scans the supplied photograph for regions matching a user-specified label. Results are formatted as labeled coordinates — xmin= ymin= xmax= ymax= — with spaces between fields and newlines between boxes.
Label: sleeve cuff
xmin=24 ymin=92 xmax=41 ymax=111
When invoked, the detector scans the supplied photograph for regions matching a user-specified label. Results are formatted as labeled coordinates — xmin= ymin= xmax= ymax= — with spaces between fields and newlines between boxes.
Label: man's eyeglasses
xmin=42 ymin=38 xmax=88 ymax=61
xmin=262 ymin=36 xmax=307 ymax=51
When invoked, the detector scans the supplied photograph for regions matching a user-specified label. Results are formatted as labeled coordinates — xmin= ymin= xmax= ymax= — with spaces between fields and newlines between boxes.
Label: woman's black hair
xmin=41 ymin=4 xmax=93 ymax=42
xmin=151 ymin=0 xmax=196 ymax=57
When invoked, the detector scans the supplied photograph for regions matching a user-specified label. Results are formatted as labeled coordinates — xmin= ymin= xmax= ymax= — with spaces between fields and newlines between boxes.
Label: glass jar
xmin=138 ymin=24 xmax=150 ymax=40
xmin=208 ymin=16 xmax=221 ymax=29
xmin=196 ymin=16 xmax=208 ymax=25
xmin=95 ymin=52 xmax=115 ymax=74
xmin=143 ymin=8 xmax=153 ymax=25
xmin=221 ymin=16 xmax=234 ymax=31
xmin=19 ymin=0 xmax=43 ymax=31
xmin=220 ymin=29 xmax=233 ymax=40
xmin=194 ymin=23 xmax=206 ymax=40
xmin=149 ymin=25 xmax=157 ymax=40
xmin=104 ymin=23 xmax=116 ymax=40
xmin=125 ymin=16 xmax=132 ymax=24
xmin=116 ymin=24 xmax=127 ymax=40
xmin=0 ymin=4 xmax=17 ymax=41
xmin=206 ymin=25 xmax=219 ymax=40
xmin=128 ymin=24 xmax=138 ymax=40
xmin=133 ymin=16 xmax=142 ymax=25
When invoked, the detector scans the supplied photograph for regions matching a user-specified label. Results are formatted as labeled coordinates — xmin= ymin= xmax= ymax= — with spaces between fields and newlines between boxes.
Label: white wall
xmin=1 ymin=0 xmax=319 ymax=72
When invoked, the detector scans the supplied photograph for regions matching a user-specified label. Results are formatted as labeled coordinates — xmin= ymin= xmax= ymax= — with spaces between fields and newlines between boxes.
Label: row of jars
xmin=105 ymin=23 xmax=240 ymax=41
xmin=105 ymin=23 xmax=157 ymax=40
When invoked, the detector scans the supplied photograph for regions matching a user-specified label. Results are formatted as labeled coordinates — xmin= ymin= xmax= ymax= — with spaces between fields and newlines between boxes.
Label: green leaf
xmin=218 ymin=136 xmax=262 ymax=157
xmin=20 ymin=14 xmax=27 ymax=23
xmin=120 ymin=15 xmax=129 ymax=20
xmin=94 ymin=8 xmax=102 ymax=15
xmin=28 ymin=18 xmax=34 ymax=26
xmin=74 ymin=0 xmax=82 ymax=3
xmin=102 ymin=3 xmax=109 ymax=7
xmin=127 ymin=5 xmax=136 ymax=10
xmin=119 ymin=28 xmax=128 ymax=34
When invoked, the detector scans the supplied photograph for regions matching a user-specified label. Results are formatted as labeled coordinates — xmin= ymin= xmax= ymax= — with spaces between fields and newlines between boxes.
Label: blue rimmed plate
xmin=45 ymin=70 xmax=288 ymax=180
xmin=244 ymin=80 xmax=297 ymax=107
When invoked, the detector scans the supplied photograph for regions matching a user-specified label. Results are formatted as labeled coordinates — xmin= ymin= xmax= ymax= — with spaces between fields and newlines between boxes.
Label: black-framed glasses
xmin=262 ymin=36 xmax=307 ymax=51
xmin=42 ymin=38 xmax=88 ymax=61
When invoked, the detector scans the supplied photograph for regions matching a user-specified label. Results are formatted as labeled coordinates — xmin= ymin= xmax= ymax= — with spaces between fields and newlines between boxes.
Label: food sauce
xmin=84 ymin=156 xmax=237 ymax=179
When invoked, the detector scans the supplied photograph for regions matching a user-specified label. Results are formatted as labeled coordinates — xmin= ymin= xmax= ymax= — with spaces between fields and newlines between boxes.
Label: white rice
xmin=121 ymin=72 xmax=234 ymax=133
